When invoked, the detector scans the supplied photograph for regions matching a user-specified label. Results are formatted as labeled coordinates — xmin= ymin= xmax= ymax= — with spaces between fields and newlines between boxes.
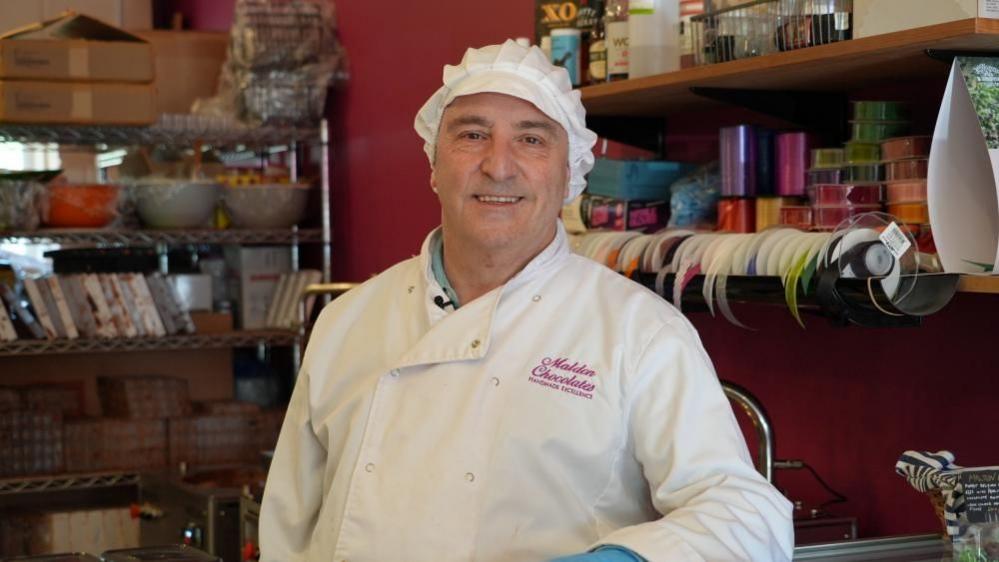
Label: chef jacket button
xmin=407 ymin=285 xmax=415 ymax=294
xmin=491 ymin=377 xmax=500 ymax=387
xmin=390 ymin=369 xmax=400 ymax=378
xmin=532 ymin=294 xmax=541 ymax=302
xmin=365 ymin=463 xmax=375 ymax=473
xmin=464 ymin=472 xmax=475 ymax=482
xmin=471 ymin=339 xmax=481 ymax=349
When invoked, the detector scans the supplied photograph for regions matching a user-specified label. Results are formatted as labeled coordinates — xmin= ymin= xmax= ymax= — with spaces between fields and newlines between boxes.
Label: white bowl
xmin=222 ymin=183 xmax=310 ymax=229
xmin=132 ymin=179 xmax=221 ymax=229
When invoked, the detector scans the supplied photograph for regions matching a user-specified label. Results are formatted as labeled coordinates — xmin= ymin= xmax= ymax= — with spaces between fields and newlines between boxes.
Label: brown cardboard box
xmin=0 ymin=13 xmax=153 ymax=82
xmin=0 ymin=508 xmax=139 ymax=557
xmin=0 ymin=80 xmax=156 ymax=124
xmin=136 ymin=30 xmax=227 ymax=115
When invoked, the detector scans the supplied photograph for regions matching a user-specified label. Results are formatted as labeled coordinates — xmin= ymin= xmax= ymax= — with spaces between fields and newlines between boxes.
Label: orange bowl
xmin=43 ymin=183 xmax=120 ymax=228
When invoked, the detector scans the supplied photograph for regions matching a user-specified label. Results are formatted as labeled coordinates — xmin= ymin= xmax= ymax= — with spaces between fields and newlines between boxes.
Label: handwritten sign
xmin=959 ymin=468 xmax=999 ymax=524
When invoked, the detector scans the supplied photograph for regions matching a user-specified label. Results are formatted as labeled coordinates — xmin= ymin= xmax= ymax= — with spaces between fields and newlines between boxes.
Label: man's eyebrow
xmin=515 ymin=120 xmax=557 ymax=134
xmin=446 ymin=114 xmax=493 ymax=131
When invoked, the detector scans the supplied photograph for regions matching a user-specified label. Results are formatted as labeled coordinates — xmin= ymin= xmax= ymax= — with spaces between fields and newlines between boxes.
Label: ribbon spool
xmin=756 ymin=196 xmax=800 ymax=232
xmin=720 ymin=125 xmax=758 ymax=197
xmin=814 ymin=183 xmax=884 ymax=206
xmin=887 ymin=202 xmax=930 ymax=224
xmin=885 ymin=158 xmax=928 ymax=182
xmin=776 ymin=132 xmax=811 ymax=197
xmin=880 ymin=135 xmax=931 ymax=161
xmin=717 ymin=197 xmax=755 ymax=233
xmin=886 ymin=180 xmax=927 ymax=204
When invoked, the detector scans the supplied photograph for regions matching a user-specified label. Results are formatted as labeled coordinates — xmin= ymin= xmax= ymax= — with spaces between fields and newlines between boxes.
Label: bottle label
xmin=630 ymin=0 xmax=655 ymax=14
xmin=551 ymin=32 xmax=582 ymax=86
xmin=606 ymin=20 xmax=629 ymax=77
xmin=589 ymin=39 xmax=607 ymax=82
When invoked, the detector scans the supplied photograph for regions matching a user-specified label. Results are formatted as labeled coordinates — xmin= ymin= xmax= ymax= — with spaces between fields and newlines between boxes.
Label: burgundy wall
xmin=179 ymin=0 xmax=996 ymax=540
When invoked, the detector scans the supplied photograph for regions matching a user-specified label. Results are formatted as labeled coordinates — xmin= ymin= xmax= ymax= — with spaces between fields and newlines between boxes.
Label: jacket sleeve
xmin=259 ymin=368 xmax=328 ymax=562
xmin=593 ymin=318 xmax=794 ymax=562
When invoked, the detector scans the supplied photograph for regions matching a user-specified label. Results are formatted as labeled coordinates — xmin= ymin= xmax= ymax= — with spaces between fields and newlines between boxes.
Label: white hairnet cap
xmin=414 ymin=39 xmax=598 ymax=202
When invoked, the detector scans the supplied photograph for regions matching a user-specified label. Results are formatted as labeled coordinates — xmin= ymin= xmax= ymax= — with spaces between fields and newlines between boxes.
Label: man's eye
xmin=523 ymin=136 xmax=544 ymax=145
xmin=461 ymin=131 xmax=485 ymax=140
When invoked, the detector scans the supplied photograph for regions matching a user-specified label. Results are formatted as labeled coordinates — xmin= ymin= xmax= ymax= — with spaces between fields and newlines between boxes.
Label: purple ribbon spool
xmin=777 ymin=132 xmax=811 ymax=197
xmin=720 ymin=125 xmax=757 ymax=197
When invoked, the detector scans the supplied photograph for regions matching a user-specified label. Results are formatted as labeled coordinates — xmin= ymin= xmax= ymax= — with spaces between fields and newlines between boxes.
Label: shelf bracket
xmin=689 ymin=87 xmax=849 ymax=144
xmin=585 ymin=115 xmax=665 ymax=155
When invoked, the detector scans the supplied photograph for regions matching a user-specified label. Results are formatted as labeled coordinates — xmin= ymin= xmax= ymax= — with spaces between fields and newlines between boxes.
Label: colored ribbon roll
xmin=881 ymin=136 xmax=931 ymax=161
xmin=886 ymin=180 xmax=927 ymax=203
xmin=717 ymin=197 xmax=755 ymax=233
xmin=776 ymin=132 xmax=811 ymax=197
xmin=756 ymin=196 xmax=800 ymax=232
xmin=720 ymin=125 xmax=757 ymax=197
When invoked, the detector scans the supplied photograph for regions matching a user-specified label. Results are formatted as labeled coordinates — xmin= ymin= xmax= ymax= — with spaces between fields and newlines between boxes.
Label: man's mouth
xmin=475 ymin=195 xmax=523 ymax=204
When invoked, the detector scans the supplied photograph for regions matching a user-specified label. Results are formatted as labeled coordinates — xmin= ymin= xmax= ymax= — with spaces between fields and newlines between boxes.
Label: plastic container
xmin=842 ymin=163 xmax=882 ymax=183
xmin=43 ymin=183 xmax=120 ymax=228
xmin=887 ymin=202 xmax=929 ymax=224
xmin=813 ymin=204 xmax=882 ymax=230
xmin=132 ymin=179 xmax=221 ymax=229
xmin=551 ymin=28 xmax=582 ymax=86
xmin=851 ymin=101 xmax=908 ymax=121
xmin=880 ymin=135 xmax=931 ymax=161
xmin=0 ymin=180 xmax=43 ymax=230
xmin=850 ymin=120 xmax=910 ymax=142
xmin=885 ymin=158 xmax=928 ymax=181
xmin=807 ymin=168 xmax=842 ymax=186
xmin=628 ymin=0 xmax=681 ymax=78
xmin=810 ymin=148 xmax=844 ymax=169
xmin=222 ymin=183 xmax=310 ymax=229
xmin=813 ymin=183 xmax=883 ymax=206
xmin=885 ymin=180 xmax=927 ymax=203
xmin=779 ymin=205 xmax=813 ymax=229
xmin=844 ymin=141 xmax=881 ymax=164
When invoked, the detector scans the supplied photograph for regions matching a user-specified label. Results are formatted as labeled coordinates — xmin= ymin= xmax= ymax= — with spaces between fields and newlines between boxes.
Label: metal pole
xmin=320 ymin=119 xmax=332 ymax=303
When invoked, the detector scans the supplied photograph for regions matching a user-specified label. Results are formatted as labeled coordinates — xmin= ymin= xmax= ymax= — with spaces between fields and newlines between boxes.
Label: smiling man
xmin=260 ymin=41 xmax=794 ymax=562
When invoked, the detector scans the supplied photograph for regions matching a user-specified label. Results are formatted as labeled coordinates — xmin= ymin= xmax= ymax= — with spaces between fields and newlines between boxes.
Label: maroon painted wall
xmin=178 ymin=0 xmax=997 ymax=540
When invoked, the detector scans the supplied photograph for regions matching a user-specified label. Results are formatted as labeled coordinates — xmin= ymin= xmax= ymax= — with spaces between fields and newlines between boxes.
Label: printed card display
xmin=959 ymin=467 xmax=999 ymax=523
xmin=929 ymin=56 xmax=999 ymax=274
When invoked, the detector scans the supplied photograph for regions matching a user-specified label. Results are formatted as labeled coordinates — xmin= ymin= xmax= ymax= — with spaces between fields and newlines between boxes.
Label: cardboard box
xmin=585 ymin=194 xmax=670 ymax=233
xmin=0 ymin=80 xmax=156 ymax=124
xmin=854 ymin=0 xmax=999 ymax=38
xmin=0 ymin=508 xmax=139 ymax=557
xmin=136 ymin=30 xmax=227 ymax=114
xmin=43 ymin=0 xmax=153 ymax=30
xmin=0 ymin=13 xmax=153 ymax=82
xmin=225 ymin=247 xmax=292 ymax=330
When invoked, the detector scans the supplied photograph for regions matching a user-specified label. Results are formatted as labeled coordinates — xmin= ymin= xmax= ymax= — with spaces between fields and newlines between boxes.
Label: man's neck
xmin=440 ymin=228 xmax=555 ymax=305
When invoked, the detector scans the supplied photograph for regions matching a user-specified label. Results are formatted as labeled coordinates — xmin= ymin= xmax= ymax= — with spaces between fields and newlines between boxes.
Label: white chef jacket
xmin=260 ymin=223 xmax=794 ymax=562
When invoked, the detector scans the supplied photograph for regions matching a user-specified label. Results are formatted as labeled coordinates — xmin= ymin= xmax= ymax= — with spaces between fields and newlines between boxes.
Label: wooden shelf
xmin=0 ymin=330 xmax=298 ymax=357
xmin=581 ymin=18 xmax=999 ymax=117
xmin=957 ymin=275 xmax=999 ymax=294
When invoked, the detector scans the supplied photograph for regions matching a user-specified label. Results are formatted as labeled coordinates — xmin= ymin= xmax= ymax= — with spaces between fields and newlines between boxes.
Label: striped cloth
xmin=895 ymin=450 xmax=966 ymax=537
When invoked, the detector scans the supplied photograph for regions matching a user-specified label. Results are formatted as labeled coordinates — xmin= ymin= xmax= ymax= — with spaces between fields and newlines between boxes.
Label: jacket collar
xmin=391 ymin=221 xmax=570 ymax=370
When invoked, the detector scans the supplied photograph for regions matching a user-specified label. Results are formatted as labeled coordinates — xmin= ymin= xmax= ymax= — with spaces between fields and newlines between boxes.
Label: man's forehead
xmin=442 ymin=92 xmax=562 ymax=129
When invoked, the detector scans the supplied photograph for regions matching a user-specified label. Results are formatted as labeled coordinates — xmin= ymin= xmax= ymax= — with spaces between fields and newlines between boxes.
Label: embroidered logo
xmin=529 ymin=357 xmax=597 ymax=400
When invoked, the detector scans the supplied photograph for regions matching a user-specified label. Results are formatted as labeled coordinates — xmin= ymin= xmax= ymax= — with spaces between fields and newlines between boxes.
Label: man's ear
xmin=431 ymin=169 xmax=439 ymax=194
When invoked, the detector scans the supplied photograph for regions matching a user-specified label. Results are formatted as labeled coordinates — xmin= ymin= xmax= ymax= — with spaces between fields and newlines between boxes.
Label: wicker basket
xmin=0 ymin=410 xmax=63 ymax=477
xmin=64 ymin=418 xmax=167 ymax=472
xmin=21 ymin=383 xmax=83 ymax=418
xmin=98 ymin=375 xmax=192 ymax=419
xmin=168 ymin=414 xmax=262 ymax=468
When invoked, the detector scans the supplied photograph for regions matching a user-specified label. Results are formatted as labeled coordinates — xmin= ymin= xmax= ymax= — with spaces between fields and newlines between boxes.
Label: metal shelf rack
xmin=0 ymin=330 xmax=299 ymax=357
xmin=0 ymin=122 xmax=319 ymax=147
xmin=0 ymin=471 xmax=141 ymax=513
xmin=0 ymin=227 xmax=323 ymax=246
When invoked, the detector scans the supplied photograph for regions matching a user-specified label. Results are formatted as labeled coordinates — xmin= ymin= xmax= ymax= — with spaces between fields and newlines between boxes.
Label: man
xmin=261 ymin=40 xmax=794 ymax=562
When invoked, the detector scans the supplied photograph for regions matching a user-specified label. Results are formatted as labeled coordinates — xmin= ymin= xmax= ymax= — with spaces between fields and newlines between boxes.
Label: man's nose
xmin=479 ymin=140 xmax=516 ymax=182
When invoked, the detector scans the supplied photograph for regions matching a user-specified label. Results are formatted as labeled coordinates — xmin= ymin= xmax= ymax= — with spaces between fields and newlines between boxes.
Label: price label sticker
xmin=879 ymin=221 xmax=912 ymax=259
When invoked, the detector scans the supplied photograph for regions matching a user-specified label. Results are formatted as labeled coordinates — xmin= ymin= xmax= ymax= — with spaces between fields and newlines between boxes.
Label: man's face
xmin=432 ymin=92 xmax=570 ymax=258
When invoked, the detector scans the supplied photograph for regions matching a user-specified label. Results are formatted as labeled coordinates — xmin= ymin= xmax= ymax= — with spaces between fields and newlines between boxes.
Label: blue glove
xmin=548 ymin=545 xmax=646 ymax=562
